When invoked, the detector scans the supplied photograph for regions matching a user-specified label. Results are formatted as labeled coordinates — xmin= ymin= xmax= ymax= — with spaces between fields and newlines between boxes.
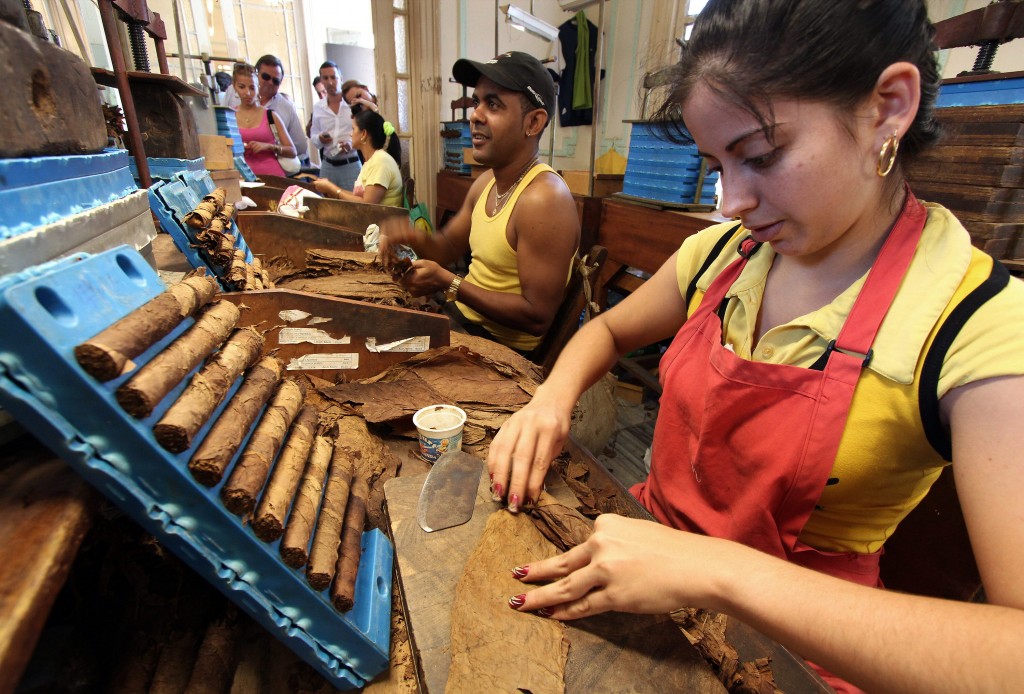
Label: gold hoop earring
xmin=877 ymin=131 xmax=900 ymax=177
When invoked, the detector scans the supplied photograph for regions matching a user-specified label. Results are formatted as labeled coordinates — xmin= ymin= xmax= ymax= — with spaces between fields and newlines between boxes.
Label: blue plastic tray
xmin=0 ymin=149 xmax=137 ymax=239
xmin=624 ymin=123 xmax=718 ymax=206
xmin=129 ymin=155 xmax=207 ymax=182
xmin=0 ymin=246 xmax=392 ymax=689
xmin=147 ymin=170 xmax=256 ymax=289
xmin=936 ymin=77 xmax=1024 ymax=108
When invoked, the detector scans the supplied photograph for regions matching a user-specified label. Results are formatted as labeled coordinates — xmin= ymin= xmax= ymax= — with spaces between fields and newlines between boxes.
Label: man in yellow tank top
xmin=379 ymin=52 xmax=580 ymax=354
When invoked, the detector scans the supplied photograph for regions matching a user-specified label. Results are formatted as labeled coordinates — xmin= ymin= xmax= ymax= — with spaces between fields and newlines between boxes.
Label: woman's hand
xmin=313 ymin=179 xmax=341 ymax=198
xmin=487 ymin=386 xmax=574 ymax=510
xmin=353 ymin=96 xmax=378 ymax=112
xmin=509 ymin=514 xmax=736 ymax=619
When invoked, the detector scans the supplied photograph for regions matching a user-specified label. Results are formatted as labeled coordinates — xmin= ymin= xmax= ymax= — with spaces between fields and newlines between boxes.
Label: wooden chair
xmin=532 ymin=245 xmax=608 ymax=374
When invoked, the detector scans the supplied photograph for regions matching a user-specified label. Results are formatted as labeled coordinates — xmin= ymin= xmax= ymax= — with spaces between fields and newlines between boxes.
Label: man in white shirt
xmin=226 ymin=54 xmax=308 ymax=164
xmin=309 ymin=61 xmax=361 ymax=190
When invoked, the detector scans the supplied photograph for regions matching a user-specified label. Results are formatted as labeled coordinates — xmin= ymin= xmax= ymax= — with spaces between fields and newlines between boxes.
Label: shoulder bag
xmin=266 ymin=109 xmax=301 ymax=175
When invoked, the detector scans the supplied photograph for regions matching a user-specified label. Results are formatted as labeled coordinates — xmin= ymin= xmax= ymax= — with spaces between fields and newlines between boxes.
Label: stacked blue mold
xmin=214 ymin=107 xmax=257 ymax=182
xmin=0 ymin=246 xmax=393 ymax=690
xmin=129 ymin=154 xmax=207 ymax=182
xmin=0 ymin=148 xmax=138 ymax=240
xmin=936 ymin=76 xmax=1024 ymax=108
xmin=623 ymin=123 xmax=719 ymax=206
xmin=147 ymin=168 xmax=256 ymax=288
xmin=441 ymin=121 xmax=472 ymax=174
xmin=215 ymin=106 xmax=246 ymax=157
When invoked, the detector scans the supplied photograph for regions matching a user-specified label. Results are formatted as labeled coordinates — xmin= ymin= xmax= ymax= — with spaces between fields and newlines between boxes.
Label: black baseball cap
xmin=452 ymin=51 xmax=556 ymax=118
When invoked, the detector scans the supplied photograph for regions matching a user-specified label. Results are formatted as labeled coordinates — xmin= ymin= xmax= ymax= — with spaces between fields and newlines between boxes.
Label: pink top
xmin=238 ymin=109 xmax=286 ymax=177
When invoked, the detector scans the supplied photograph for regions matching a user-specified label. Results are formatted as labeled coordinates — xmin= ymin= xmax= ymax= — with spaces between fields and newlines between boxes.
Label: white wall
xmin=438 ymin=0 xmax=668 ymax=175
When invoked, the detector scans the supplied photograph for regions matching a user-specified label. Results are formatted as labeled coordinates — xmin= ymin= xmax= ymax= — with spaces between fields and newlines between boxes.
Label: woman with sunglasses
xmin=489 ymin=1 xmax=1024 ymax=691
xmin=313 ymin=110 xmax=403 ymax=207
xmin=232 ymin=62 xmax=297 ymax=177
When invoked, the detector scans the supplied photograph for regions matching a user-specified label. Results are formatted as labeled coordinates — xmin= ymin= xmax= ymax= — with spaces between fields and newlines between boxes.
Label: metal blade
xmin=416 ymin=450 xmax=484 ymax=533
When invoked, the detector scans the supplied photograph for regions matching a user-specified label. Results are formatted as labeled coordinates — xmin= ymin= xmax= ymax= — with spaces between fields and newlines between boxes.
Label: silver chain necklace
xmin=491 ymin=157 xmax=538 ymax=215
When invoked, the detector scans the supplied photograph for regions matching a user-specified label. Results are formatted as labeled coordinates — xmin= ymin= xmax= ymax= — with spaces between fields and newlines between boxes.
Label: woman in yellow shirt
xmin=313 ymin=110 xmax=403 ymax=207
xmin=489 ymin=1 xmax=1024 ymax=692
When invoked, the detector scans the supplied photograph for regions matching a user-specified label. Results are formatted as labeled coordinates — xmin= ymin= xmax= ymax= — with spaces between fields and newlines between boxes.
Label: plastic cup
xmin=412 ymin=404 xmax=467 ymax=463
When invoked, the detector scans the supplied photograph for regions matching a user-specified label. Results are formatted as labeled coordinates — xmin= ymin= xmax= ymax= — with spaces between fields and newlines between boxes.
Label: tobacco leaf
xmin=528 ymin=494 xmax=595 ymax=552
xmin=317 ymin=345 xmax=540 ymax=454
xmin=446 ymin=510 xmax=567 ymax=694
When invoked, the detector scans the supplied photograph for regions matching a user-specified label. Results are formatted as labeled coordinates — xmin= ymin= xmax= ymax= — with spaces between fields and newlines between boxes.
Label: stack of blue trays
xmin=623 ymin=123 xmax=719 ymax=206
xmin=0 ymin=148 xmax=138 ymax=240
xmin=147 ymin=169 xmax=256 ymax=288
xmin=129 ymin=154 xmax=207 ymax=182
xmin=215 ymin=106 xmax=246 ymax=156
xmin=441 ymin=121 xmax=472 ymax=174
xmin=0 ymin=246 xmax=393 ymax=690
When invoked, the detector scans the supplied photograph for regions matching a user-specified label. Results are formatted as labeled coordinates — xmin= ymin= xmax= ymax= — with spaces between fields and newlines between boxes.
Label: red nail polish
xmin=508 ymin=493 xmax=520 ymax=512
xmin=492 ymin=483 xmax=503 ymax=499
xmin=512 ymin=565 xmax=529 ymax=579
xmin=489 ymin=472 xmax=494 ymax=481
xmin=537 ymin=607 xmax=553 ymax=618
xmin=508 ymin=594 xmax=526 ymax=609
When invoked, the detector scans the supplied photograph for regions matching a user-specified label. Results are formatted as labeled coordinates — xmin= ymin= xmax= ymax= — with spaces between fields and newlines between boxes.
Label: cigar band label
xmin=365 ymin=336 xmax=430 ymax=353
xmin=286 ymin=353 xmax=359 ymax=370
xmin=279 ymin=328 xmax=351 ymax=345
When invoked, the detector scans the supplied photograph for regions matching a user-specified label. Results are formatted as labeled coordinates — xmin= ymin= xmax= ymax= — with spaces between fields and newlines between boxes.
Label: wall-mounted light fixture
xmin=501 ymin=4 xmax=559 ymax=42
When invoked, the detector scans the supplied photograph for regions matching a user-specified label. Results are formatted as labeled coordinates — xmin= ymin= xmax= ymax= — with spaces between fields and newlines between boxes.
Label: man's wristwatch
xmin=445 ymin=275 xmax=463 ymax=303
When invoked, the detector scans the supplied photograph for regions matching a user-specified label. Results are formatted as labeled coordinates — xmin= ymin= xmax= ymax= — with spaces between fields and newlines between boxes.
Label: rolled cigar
xmin=227 ymin=249 xmax=247 ymax=290
xmin=306 ymin=452 xmax=353 ymax=591
xmin=207 ymin=187 xmax=226 ymax=207
xmin=243 ymin=262 xmax=256 ymax=291
xmin=74 ymin=275 xmax=218 ymax=381
xmin=188 ymin=356 xmax=282 ymax=486
xmin=216 ymin=202 xmax=235 ymax=226
xmin=183 ymin=200 xmax=218 ymax=229
xmin=210 ymin=233 xmax=237 ymax=267
xmin=152 ymin=326 xmax=265 ymax=453
xmin=114 ymin=300 xmax=240 ymax=418
xmin=252 ymin=404 xmax=318 ymax=541
xmin=280 ymin=435 xmax=333 ymax=568
xmin=220 ymin=379 xmax=305 ymax=515
xmin=183 ymin=615 xmax=238 ymax=694
xmin=331 ymin=473 xmax=369 ymax=612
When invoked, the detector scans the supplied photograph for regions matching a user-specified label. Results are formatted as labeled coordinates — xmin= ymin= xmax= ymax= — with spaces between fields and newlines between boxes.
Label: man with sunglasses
xmin=229 ymin=54 xmax=308 ymax=165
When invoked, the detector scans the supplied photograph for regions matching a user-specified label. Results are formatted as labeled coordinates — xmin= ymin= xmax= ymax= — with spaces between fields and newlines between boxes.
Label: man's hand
xmin=400 ymin=260 xmax=451 ymax=297
xmin=318 ymin=132 xmax=333 ymax=144
xmin=378 ymin=217 xmax=422 ymax=269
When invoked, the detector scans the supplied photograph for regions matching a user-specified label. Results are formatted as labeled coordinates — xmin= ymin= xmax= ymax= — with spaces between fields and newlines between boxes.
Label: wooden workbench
xmin=596 ymin=196 xmax=729 ymax=304
xmin=0 ymin=225 xmax=826 ymax=694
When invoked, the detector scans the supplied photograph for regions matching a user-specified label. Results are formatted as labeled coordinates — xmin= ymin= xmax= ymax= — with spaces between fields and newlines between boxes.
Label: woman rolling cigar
xmin=488 ymin=1 xmax=1024 ymax=692
xmin=312 ymin=110 xmax=403 ymax=207
xmin=233 ymin=62 xmax=297 ymax=177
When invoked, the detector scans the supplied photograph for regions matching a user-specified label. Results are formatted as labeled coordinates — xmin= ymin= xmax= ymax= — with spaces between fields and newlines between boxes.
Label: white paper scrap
xmin=279 ymin=327 xmax=351 ymax=345
xmin=308 ymin=316 xmax=332 ymax=325
xmin=365 ymin=336 xmax=430 ymax=353
xmin=278 ymin=309 xmax=311 ymax=323
xmin=286 ymin=353 xmax=359 ymax=370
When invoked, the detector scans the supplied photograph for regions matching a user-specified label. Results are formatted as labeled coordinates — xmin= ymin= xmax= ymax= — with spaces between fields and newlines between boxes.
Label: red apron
xmin=632 ymin=190 xmax=926 ymax=583
xmin=631 ymin=193 xmax=926 ymax=693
